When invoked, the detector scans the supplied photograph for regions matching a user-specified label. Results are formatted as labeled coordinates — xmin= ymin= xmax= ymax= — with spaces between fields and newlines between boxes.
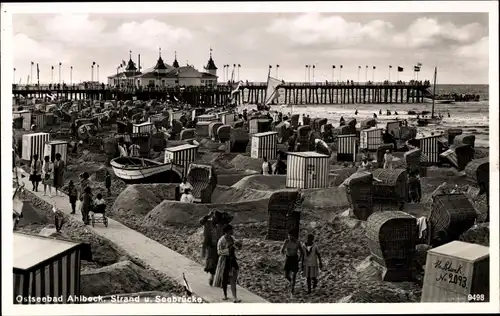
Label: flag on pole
xmin=366 ymin=65 xmax=368 ymax=68
xmin=389 ymin=65 xmax=392 ymax=68
xmin=332 ymin=65 xmax=336 ymax=69
xmin=313 ymin=65 xmax=315 ymax=69
xmin=414 ymin=66 xmax=421 ymax=72
xmin=340 ymin=65 xmax=343 ymax=69
xmin=373 ymin=66 xmax=376 ymax=69
xmin=277 ymin=64 xmax=280 ymax=68
xmin=31 ymin=61 xmax=34 ymax=65
xmin=51 ymin=66 xmax=54 ymax=70
xmin=92 ymin=61 xmax=96 ymax=66
xmin=59 ymin=62 xmax=62 ymax=66
xmin=238 ymin=64 xmax=241 ymax=67
xmin=398 ymin=66 xmax=404 ymax=72
xmin=358 ymin=66 xmax=361 ymax=69
xmin=269 ymin=65 xmax=272 ymax=69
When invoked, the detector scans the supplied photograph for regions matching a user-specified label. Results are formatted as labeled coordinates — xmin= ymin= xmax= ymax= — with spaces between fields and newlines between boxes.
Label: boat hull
xmin=110 ymin=159 xmax=183 ymax=184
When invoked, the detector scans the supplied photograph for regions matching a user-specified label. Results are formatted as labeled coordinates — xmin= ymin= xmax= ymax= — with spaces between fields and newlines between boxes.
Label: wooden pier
xmin=12 ymin=82 xmax=431 ymax=107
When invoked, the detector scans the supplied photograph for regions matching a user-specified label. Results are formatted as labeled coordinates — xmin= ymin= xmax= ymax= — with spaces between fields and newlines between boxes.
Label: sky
xmin=11 ymin=12 xmax=489 ymax=84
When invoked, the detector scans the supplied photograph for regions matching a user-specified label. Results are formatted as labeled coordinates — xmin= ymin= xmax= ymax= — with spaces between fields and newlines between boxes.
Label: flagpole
xmin=388 ymin=66 xmax=391 ymax=82
xmin=70 ymin=66 xmax=73 ymax=85
xmin=97 ymin=65 xmax=99 ymax=83
xmin=339 ymin=66 xmax=342 ymax=82
xmin=30 ymin=63 xmax=33 ymax=85
xmin=357 ymin=67 xmax=360 ymax=84
xmin=372 ymin=67 xmax=375 ymax=82
xmin=51 ymin=67 xmax=54 ymax=84
xmin=312 ymin=66 xmax=315 ymax=83
xmin=238 ymin=64 xmax=240 ymax=82
xmin=59 ymin=63 xmax=62 ymax=84
xmin=305 ymin=66 xmax=307 ymax=82
xmin=365 ymin=66 xmax=368 ymax=83
xmin=331 ymin=66 xmax=334 ymax=82
xmin=13 ymin=68 xmax=16 ymax=83
xmin=397 ymin=69 xmax=399 ymax=82
xmin=91 ymin=65 xmax=94 ymax=82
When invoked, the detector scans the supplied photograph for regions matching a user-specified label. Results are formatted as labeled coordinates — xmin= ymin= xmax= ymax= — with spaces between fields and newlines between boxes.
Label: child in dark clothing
xmin=68 ymin=180 xmax=78 ymax=214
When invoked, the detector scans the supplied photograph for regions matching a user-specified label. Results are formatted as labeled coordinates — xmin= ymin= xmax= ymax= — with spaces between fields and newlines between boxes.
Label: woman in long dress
xmin=302 ymin=234 xmax=323 ymax=294
xmin=214 ymin=224 xmax=242 ymax=303
xmin=77 ymin=172 xmax=90 ymax=215
xmin=52 ymin=153 xmax=65 ymax=197
xmin=41 ymin=156 xmax=53 ymax=197
xmin=199 ymin=211 xmax=224 ymax=286
xmin=29 ymin=154 xmax=42 ymax=192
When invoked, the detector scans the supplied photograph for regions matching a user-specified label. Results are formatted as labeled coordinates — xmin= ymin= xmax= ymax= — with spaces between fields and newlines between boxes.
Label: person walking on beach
xmin=302 ymin=234 xmax=323 ymax=294
xmin=261 ymin=157 xmax=272 ymax=175
xmin=214 ymin=224 xmax=242 ymax=303
xmin=408 ymin=171 xmax=422 ymax=203
xmin=81 ymin=186 xmax=93 ymax=225
xmin=52 ymin=202 xmax=66 ymax=233
xmin=180 ymin=188 xmax=195 ymax=203
xmin=52 ymin=153 xmax=65 ymax=197
xmin=383 ymin=150 xmax=394 ymax=170
xmin=67 ymin=180 xmax=78 ymax=214
xmin=281 ymin=229 xmax=304 ymax=294
xmin=41 ymin=156 xmax=53 ymax=197
xmin=29 ymin=154 xmax=42 ymax=192
xmin=105 ymin=170 xmax=112 ymax=196
xmin=200 ymin=211 xmax=225 ymax=286
xmin=77 ymin=172 xmax=90 ymax=214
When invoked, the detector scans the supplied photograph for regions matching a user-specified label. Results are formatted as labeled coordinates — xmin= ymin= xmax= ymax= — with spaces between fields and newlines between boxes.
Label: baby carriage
xmin=90 ymin=203 xmax=108 ymax=227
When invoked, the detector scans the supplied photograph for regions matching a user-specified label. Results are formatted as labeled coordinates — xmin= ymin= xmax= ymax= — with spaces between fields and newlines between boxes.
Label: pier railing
xmin=13 ymin=80 xmax=430 ymax=92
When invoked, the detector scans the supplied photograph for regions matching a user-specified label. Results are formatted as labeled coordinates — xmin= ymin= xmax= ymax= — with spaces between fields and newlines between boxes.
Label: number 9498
xmin=468 ymin=294 xmax=485 ymax=302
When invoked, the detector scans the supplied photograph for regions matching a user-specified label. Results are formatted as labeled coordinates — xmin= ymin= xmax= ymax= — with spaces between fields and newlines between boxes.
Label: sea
xmin=237 ymin=84 xmax=490 ymax=148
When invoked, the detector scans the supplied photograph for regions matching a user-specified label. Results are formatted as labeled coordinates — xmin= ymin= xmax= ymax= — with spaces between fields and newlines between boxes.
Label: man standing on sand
xmin=281 ymin=229 xmax=303 ymax=294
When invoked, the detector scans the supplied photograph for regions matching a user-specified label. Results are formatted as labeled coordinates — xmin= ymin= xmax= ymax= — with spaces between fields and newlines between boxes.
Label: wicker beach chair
xmin=267 ymin=190 xmax=301 ymax=241
xmin=186 ymin=164 xmax=217 ymax=203
xmin=209 ymin=122 xmax=223 ymax=141
xmin=370 ymin=169 xmax=409 ymax=204
xmin=216 ymin=125 xmax=231 ymax=143
xmin=445 ymin=128 xmax=463 ymax=145
xmin=342 ymin=172 xmax=374 ymax=221
xmin=428 ymin=193 xmax=477 ymax=246
xmin=366 ymin=211 xmax=417 ymax=281
xmin=295 ymin=125 xmax=312 ymax=152
xmin=454 ymin=134 xmax=476 ymax=148
xmin=229 ymin=128 xmax=249 ymax=153
xmin=464 ymin=157 xmax=489 ymax=194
